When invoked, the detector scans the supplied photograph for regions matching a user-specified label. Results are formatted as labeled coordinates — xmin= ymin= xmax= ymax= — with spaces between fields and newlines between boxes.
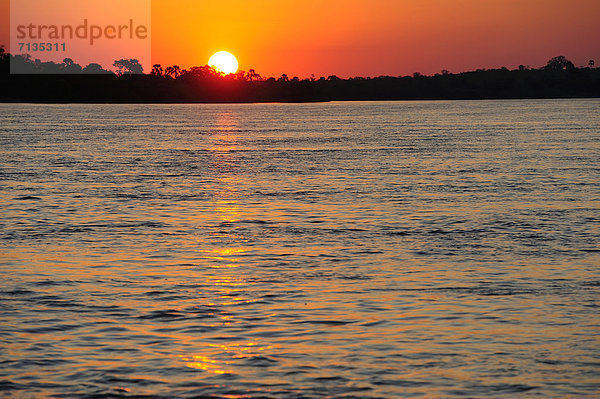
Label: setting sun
xmin=208 ymin=51 xmax=239 ymax=75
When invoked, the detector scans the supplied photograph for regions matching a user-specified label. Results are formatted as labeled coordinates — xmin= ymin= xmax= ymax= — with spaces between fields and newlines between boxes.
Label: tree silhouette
xmin=83 ymin=63 xmax=112 ymax=74
xmin=62 ymin=58 xmax=83 ymax=74
xmin=151 ymin=64 xmax=164 ymax=77
xmin=246 ymin=68 xmax=261 ymax=81
xmin=0 ymin=45 xmax=8 ymax=74
xmin=544 ymin=55 xmax=575 ymax=71
xmin=234 ymin=70 xmax=247 ymax=81
xmin=186 ymin=65 xmax=220 ymax=79
xmin=113 ymin=59 xmax=144 ymax=75
xmin=164 ymin=65 xmax=182 ymax=79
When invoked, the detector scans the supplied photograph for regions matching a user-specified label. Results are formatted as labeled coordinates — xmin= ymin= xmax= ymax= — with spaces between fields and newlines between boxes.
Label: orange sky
xmin=3 ymin=0 xmax=599 ymax=77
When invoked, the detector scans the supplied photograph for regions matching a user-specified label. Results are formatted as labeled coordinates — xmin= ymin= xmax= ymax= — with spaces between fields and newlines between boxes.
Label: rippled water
xmin=1 ymin=100 xmax=599 ymax=398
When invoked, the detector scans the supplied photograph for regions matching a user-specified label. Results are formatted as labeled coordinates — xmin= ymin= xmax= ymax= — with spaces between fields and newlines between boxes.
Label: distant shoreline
xmin=2 ymin=54 xmax=599 ymax=103
xmin=3 ymin=70 xmax=598 ymax=104
xmin=2 ymin=96 xmax=599 ymax=105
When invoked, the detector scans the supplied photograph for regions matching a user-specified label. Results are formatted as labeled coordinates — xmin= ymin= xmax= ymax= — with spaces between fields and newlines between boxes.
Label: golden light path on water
xmin=178 ymin=110 xmax=269 ymax=377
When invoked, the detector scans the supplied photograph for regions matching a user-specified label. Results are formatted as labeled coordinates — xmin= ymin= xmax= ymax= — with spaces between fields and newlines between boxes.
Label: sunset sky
xmin=3 ymin=0 xmax=599 ymax=77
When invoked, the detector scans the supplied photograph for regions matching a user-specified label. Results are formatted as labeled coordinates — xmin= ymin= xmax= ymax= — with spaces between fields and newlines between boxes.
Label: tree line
xmin=1 ymin=48 xmax=599 ymax=102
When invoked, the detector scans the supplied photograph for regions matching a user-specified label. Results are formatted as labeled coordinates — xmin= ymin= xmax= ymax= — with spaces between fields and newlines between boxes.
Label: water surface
xmin=1 ymin=100 xmax=599 ymax=397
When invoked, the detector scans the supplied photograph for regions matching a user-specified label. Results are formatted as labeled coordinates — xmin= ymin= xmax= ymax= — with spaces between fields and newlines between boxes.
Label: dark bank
xmin=1 ymin=49 xmax=599 ymax=103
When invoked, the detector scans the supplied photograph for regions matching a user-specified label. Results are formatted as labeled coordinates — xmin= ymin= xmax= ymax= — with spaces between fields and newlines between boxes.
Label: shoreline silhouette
xmin=1 ymin=50 xmax=599 ymax=103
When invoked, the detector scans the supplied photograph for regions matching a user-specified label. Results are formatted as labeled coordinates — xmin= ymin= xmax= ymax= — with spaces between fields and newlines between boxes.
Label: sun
xmin=208 ymin=51 xmax=239 ymax=75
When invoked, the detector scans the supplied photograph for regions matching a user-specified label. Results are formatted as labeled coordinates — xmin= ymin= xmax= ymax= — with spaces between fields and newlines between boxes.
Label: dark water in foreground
xmin=0 ymin=100 xmax=599 ymax=398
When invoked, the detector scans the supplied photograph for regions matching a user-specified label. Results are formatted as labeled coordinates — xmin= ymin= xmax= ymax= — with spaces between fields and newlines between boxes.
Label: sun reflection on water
xmin=176 ymin=110 xmax=277 ymax=378
xmin=198 ymin=247 xmax=247 ymax=269
xmin=179 ymin=342 xmax=274 ymax=374
xmin=179 ymin=354 xmax=231 ymax=374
